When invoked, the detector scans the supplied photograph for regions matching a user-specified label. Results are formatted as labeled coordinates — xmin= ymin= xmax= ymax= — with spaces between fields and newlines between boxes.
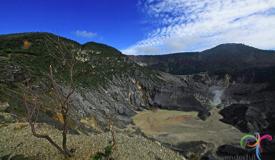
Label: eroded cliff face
xmin=221 ymin=82 xmax=275 ymax=133
xmin=67 ymin=71 xmax=231 ymax=131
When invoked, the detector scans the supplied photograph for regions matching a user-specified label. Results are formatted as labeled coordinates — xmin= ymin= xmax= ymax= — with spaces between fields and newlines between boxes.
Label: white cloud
xmin=75 ymin=30 xmax=97 ymax=38
xmin=122 ymin=0 xmax=275 ymax=55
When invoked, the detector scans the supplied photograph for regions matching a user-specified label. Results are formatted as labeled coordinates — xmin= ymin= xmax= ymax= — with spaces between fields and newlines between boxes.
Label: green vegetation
xmin=0 ymin=32 xmax=157 ymax=88
xmin=91 ymin=144 xmax=114 ymax=160
xmin=0 ymin=32 xmax=159 ymax=123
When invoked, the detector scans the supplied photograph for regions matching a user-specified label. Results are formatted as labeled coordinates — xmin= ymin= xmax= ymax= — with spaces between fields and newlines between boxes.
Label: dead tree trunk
xmin=23 ymin=87 xmax=72 ymax=157
xmin=22 ymin=35 xmax=79 ymax=157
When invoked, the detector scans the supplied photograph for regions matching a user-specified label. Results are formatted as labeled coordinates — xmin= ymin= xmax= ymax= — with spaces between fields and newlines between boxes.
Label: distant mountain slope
xmin=130 ymin=43 xmax=275 ymax=75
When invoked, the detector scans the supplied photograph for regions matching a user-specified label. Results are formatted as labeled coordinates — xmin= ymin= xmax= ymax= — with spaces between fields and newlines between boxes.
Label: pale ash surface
xmin=133 ymin=108 xmax=243 ymax=148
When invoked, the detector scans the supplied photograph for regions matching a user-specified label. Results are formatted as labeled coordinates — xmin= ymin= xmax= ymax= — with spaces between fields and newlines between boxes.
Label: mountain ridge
xmin=130 ymin=43 xmax=275 ymax=75
xmin=131 ymin=43 xmax=275 ymax=56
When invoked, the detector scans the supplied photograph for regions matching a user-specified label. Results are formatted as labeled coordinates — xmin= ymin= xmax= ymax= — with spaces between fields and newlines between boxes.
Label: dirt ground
xmin=0 ymin=122 xmax=185 ymax=160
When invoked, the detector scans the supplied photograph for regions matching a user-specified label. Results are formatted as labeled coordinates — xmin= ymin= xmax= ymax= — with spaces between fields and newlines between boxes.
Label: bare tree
xmin=22 ymin=35 xmax=78 ymax=157
xmin=107 ymin=114 xmax=116 ymax=150
xmin=23 ymin=62 xmax=75 ymax=157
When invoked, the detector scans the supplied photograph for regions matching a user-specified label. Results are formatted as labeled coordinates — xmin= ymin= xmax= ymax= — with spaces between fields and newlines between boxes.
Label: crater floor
xmin=133 ymin=108 xmax=243 ymax=148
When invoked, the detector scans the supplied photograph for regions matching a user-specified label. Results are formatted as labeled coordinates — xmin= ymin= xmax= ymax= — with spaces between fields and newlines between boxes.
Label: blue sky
xmin=0 ymin=0 xmax=144 ymax=50
xmin=1 ymin=0 xmax=275 ymax=55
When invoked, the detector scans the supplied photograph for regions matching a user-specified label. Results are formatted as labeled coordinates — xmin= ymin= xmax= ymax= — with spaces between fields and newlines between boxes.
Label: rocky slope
xmin=0 ymin=122 xmax=185 ymax=160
